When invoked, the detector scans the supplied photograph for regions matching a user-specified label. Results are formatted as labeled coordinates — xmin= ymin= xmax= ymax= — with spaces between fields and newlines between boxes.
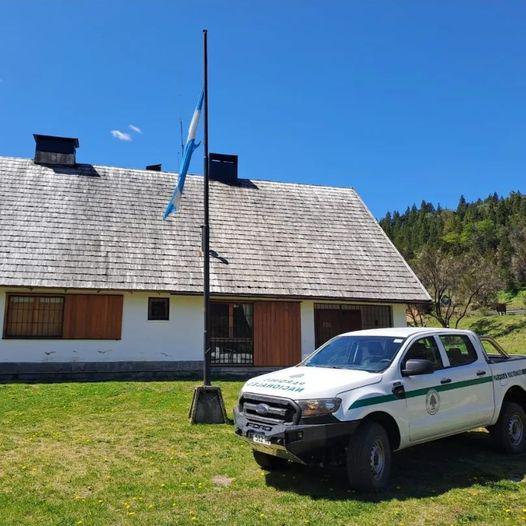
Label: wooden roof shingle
xmin=0 ymin=157 xmax=430 ymax=302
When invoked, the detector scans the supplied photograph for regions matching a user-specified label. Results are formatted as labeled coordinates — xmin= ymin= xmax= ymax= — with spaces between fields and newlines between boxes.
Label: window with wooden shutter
xmin=3 ymin=294 xmax=123 ymax=340
xmin=63 ymin=294 xmax=123 ymax=339
xmin=4 ymin=295 xmax=65 ymax=338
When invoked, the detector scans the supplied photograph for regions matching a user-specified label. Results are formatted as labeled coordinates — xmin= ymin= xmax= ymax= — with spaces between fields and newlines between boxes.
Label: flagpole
xmin=202 ymin=28 xmax=211 ymax=387
xmin=189 ymin=29 xmax=227 ymax=424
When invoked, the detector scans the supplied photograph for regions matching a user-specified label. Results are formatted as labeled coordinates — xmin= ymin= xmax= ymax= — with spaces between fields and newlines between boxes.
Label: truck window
xmin=303 ymin=335 xmax=406 ymax=372
xmin=439 ymin=334 xmax=478 ymax=367
xmin=402 ymin=337 xmax=443 ymax=371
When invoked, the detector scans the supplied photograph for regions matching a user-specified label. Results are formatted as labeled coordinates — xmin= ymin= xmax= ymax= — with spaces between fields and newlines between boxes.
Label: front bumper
xmin=233 ymin=406 xmax=360 ymax=464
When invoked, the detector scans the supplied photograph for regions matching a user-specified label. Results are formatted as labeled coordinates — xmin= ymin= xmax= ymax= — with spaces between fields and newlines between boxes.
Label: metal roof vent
xmin=209 ymin=153 xmax=238 ymax=184
xmin=146 ymin=164 xmax=162 ymax=171
xmin=34 ymin=134 xmax=79 ymax=166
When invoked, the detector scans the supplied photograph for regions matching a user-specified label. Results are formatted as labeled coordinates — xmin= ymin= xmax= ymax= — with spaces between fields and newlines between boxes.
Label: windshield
xmin=303 ymin=335 xmax=406 ymax=372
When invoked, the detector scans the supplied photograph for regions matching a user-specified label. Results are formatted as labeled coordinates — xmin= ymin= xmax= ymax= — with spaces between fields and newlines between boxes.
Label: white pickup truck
xmin=234 ymin=327 xmax=526 ymax=491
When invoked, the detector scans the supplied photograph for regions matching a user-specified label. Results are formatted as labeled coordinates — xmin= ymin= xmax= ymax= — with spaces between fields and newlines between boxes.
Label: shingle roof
xmin=0 ymin=156 xmax=430 ymax=302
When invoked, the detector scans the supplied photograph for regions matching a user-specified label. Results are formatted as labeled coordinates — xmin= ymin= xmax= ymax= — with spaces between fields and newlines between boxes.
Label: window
xmin=304 ymin=335 xmax=405 ymax=372
xmin=3 ymin=294 xmax=123 ymax=340
xmin=148 ymin=297 xmax=169 ymax=321
xmin=402 ymin=337 xmax=443 ymax=371
xmin=4 ymin=295 xmax=64 ymax=338
xmin=439 ymin=334 xmax=478 ymax=367
xmin=210 ymin=302 xmax=253 ymax=365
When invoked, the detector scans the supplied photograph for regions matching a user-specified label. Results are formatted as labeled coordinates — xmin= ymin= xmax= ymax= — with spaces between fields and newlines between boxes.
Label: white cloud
xmin=110 ymin=130 xmax=132 ymax=141
xmin=128 ymin=124 xmax=142 ymax=134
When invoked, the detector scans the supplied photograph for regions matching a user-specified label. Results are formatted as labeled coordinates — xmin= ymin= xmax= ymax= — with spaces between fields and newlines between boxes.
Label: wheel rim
xmin=369 ymin=439 xmax=385 ymax=480
xmin=508 ymin=414 xmax=524 ymax=447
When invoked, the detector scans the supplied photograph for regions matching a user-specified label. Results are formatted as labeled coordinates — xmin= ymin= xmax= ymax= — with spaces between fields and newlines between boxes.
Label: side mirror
xmin=402 ymin=358 xmax=434 ymax=377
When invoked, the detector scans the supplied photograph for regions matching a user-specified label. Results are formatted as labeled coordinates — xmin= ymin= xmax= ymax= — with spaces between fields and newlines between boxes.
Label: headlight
xmin=297 ymin=398 xmax=342 ymax=418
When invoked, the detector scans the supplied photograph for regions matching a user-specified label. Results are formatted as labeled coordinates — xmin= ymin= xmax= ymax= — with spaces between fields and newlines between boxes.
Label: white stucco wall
xmin=392 ymin=303 xmax=408 ymax=327
xmin=0 ymin=287 xmax=408 ymax=364
xmin=0 ymin=289 xmax=203 ymax=363
xmin=300 ymin=300 xmax=316 ymax=358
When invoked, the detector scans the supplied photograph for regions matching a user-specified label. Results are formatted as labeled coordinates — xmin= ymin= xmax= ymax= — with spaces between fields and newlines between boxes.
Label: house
xmin=0 ymin=135 xmax=430 ymax=380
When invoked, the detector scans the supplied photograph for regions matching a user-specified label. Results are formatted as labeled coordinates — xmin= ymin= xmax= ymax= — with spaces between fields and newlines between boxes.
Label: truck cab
xmin=234 ymin=327 xmax=526 ymax=491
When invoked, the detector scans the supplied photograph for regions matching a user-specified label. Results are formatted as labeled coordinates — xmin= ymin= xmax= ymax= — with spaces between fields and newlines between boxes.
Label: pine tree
xmin=380 ymin=192 xmax=526 ymax=289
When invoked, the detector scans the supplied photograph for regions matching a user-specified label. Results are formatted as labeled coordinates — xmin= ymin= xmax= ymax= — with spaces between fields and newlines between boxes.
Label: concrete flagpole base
xmin=189 ymin=385 xmax=228 ymax=424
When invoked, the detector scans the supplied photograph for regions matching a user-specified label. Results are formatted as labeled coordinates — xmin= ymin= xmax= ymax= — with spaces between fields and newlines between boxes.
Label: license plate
xmin=252 ymin=433 xmax=271 ymax=446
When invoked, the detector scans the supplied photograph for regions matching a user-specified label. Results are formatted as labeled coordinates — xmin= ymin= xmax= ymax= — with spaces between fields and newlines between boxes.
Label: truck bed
xmin=487 ymin=354 xmax=526 ymax=363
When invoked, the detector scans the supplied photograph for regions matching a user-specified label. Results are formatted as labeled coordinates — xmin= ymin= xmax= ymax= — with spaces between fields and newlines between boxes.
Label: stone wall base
xmin=0 ymin=361 xmax=281 ymax=383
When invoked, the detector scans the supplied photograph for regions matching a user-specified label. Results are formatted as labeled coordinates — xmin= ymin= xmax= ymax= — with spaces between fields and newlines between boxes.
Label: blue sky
xmin=1 ymin=1 xmax=525 ymax=217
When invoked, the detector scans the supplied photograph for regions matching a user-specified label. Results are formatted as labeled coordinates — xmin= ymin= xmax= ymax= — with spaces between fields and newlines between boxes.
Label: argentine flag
xmin=163 ymin=91 xmax=204 ymax=219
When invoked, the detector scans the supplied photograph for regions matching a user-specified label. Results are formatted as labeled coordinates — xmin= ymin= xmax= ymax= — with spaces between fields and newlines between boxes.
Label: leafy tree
xmin=411 ymin=247 xmax=501 ymax=328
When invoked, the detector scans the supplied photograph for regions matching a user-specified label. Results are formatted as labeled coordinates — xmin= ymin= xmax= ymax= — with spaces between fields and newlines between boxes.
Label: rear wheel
xmin=346 ymin=421 xmax=391 ymax=491
xmin=252 ymin=450 xmax=289 ymax=471
xmin=489 ymin=401 xmax=526 ymax=454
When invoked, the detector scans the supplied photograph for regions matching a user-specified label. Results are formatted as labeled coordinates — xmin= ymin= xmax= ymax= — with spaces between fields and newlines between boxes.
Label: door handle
xmin=392 ymin=382 xmax=406 ymax=399
xmin=441 ymin=378 xmax=452 ymax=384
xmin=476 ymin=370 xmax=487 ymax=377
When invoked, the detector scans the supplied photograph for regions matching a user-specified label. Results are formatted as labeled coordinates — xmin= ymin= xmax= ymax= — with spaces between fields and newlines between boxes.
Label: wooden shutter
xmin=63 ymin=294 xmax=123 ymax=339
xmin=253 ymin=301 xmax=301 ymax=366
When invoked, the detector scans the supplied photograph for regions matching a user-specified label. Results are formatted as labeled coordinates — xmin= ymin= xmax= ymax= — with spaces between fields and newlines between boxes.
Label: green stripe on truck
xmin=349 ymin=375 xmax=494 ymax=410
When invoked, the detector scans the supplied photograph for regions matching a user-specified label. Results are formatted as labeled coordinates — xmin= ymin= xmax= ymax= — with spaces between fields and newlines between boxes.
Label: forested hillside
xmin=380 ymin=192 xmax=526 ymax=290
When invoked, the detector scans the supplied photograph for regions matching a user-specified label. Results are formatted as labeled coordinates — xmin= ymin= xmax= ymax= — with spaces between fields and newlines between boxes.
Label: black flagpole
xmin=189 ymin=29 xmax=227 ymax=424
xmin=203 ymin=28 xmax=211 ymax=387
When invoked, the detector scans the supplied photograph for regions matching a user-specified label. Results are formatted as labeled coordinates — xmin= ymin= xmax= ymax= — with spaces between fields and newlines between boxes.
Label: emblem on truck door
xmin=426 ymin=389 xmax=440 ymax=415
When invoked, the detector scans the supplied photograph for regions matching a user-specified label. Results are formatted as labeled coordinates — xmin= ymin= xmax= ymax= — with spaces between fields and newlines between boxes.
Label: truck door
xmin=401 ymin=336 xmax=453 ymax=442
xmin=437 ymin=334 xmax=494 ymax=430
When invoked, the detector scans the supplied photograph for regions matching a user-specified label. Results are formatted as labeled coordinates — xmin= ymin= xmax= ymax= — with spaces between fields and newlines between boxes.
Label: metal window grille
xmin=210 ymin=302 xmax=253 ymax=365
xmin=210 ymin=337 xmax=254 ymax=365
xmin=4 ymin=295 xmax=64 ymax=338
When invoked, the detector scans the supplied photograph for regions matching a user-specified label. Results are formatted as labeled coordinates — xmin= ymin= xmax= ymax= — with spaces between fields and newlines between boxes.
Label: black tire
xmin=489 ymin=401 xmax=526 ymax=454
xmin=252 ymin=450 xmax=289 ymax=471
xmin=346 ymin=421 xmax=391 ymax=491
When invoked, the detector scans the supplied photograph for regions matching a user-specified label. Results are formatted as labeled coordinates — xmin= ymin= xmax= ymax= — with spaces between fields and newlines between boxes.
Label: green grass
xmin=459 ymin=314 xmax=526 ymax=355
xmin=1 ymin=381 xmax=526 ymax=525
xmin=498 ymin=289 xmax=526 ymax=310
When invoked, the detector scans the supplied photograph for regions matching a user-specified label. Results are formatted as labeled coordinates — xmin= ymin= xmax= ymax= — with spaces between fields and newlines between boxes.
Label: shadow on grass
xmin=468 ymin=316 xmax=526 ymax=338
xmin=264 ymin=431 xmax=526 ymax=502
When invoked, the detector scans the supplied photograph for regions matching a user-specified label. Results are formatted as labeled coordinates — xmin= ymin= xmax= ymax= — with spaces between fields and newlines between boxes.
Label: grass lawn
xmin=1 ymin=381 xmax=526 ymax=525
xmin=498 ymin=289 xmax=526 ymax=310
xmin=461 ymin=314 xmax=526 ymax=355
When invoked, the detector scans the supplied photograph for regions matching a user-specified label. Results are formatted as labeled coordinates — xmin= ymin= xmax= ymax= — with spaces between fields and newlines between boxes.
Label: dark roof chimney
xmin=209 ymin=153 xmax=238 ymax=184
xmin=146 ymin=163 xmax=162 ymax=171
xmin=34 ymin=134 xmax=79 ymax=166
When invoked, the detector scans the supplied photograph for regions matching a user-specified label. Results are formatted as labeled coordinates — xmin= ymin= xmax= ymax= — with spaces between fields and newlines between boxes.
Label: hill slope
xmin=379 ymin=192 xmax=526 ymax=289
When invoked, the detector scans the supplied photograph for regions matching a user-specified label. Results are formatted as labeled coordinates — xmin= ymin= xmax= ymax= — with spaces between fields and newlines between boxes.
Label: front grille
xmin=240 ymin=393 xmax=300 ymax=425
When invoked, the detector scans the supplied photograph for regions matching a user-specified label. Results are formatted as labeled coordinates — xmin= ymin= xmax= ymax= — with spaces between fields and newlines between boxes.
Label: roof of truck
xmin=341 ymin=327 xmax=474 ymax=338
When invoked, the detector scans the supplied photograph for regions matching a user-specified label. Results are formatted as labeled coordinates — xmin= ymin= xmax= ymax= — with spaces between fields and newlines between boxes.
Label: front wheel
xmin=252 ymin=450 xmax=289 ymax=471
xmin=346 ymin=421 xmax=391 ymax=491
xmin=489 ymin=401 xmax=526 ymax=454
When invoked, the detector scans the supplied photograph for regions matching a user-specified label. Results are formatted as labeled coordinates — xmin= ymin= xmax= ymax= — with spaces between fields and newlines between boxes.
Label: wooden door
xmin=314 ymin=308 xmax=362 ymax=348
xmin=253 ymin=301 xmax=301 ymax=366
